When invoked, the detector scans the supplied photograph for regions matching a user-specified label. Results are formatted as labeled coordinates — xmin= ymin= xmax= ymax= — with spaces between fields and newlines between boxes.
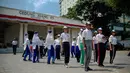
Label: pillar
xmin=19 ymin=23 xmax=23 ymax=47
xmin=24 ymin=24 xmax=28 ymax=42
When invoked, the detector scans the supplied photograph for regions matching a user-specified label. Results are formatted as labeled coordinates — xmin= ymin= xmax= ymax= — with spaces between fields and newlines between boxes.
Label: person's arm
xmin=82 ymin=31 xmax=86 ymax=49
xmin=109 ymin=36 xmax=112 ymax=51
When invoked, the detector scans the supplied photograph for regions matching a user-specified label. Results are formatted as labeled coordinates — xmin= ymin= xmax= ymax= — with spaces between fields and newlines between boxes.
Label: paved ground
xmin=0 ymin=51 xmax=130 ymax=73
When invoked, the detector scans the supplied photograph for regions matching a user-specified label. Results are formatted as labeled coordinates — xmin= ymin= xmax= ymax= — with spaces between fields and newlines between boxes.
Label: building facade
xmin=59 ymin=0 xmax=78 ymax=16
xmin=0 ymin=6 xmax=85 ymax=48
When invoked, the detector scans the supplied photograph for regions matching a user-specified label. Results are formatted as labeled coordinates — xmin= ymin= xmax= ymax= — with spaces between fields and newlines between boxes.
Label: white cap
xmin=63 ymin=26 xmax=68 ymax=29
xmin=80 ymin=29 xmax=83 ymax=31
xmin=98 ymin=27 xmax=102 ymax=30
xmin=112 ymin=30 xmax=115 ymax=32
xmin=57 ymin=34 xmax=60 ymax=37
xmin=86 ymin=21 xmax=91 ymax=25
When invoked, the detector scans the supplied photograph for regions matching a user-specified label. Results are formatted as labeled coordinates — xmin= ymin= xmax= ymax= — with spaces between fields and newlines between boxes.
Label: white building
xmin=0 ymin=6 xmax=85 ymax=48
xmin=59 ymin=0 xmax=78 ymax=16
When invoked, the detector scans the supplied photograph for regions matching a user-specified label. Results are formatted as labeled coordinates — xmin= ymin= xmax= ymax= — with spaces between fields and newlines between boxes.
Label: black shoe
xmin=85 ymin=69 xmax=88 ymax=72
xmin=28 ymin=59 xmax=32 ymax=61
xmin=23 ymin=59 xmax=27 ymax=61
xmin=52 ymin=62 xmax=55 ymax=64
xmin=87 ymin=67 xmax=93 ymax=71
xmin=98 ymin=64 xmax=104 ymax=67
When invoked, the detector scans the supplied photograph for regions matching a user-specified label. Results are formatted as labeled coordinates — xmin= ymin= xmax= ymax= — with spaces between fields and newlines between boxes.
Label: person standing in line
xmin=109 ymin=30 xmax=118 ymax=64
xmin=71 ymin=37 xmax=76 ymax=58
xmin=39 ymin=36 xmax=45 ymax=59
xmin=77 ymin=29 xmax=84 ymax=66
xmin=92 ymin=31 xmax=98 ymax=63
xmin=32 ymin=31 xmax=40 ymax=63
xmin=12 ymin=38 xmax=18 ymax=55
xmin=82 ymin=22 xmax=93 ymax=71
xmin=60 ymin=26 xmax=70 ymax=68
xmin=54 ymin=34 xmax=61 ymax=60
xmin=96 ymin=28 xmax=106 ymax=67
xmin=23 ymin=33 xmax=31 ymax=61
xmin=45 ymin=30 xmax=55 ymax=64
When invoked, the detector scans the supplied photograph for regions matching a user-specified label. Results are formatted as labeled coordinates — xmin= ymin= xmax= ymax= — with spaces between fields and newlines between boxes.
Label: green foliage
xmin=64 ymin=0 xmax=122 ymax=36
xmin=106 ymin=0 xmax=130 ymax=15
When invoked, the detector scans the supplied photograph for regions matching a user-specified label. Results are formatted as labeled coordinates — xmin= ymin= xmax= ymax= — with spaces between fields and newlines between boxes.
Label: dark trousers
xmin=98 ymin=43 xmax=106 ymax=65
xmin=22 ymin=50 xmax=26 ymax=57
xmin=47 ymin=45 xmax=55 ymax=64
xmin=44 ymin=47 xmax=48 ymax=56
xmin=63 ymin=42 xmax=70 ymax=64
xmin=71 ymin=46 xmax=75 ymax=57
xmin=56 ymin=45 xmax=61 ymax=59
xmin=12 ymin=45 xmax=17 ymax=55
xmin=75 ymin=46 xmax=80 ymax=63
xmin=33 ymin=45 xmax=39 ymax=63
xmin=23 ymin=45 xmax=31 ymax=60
xmin=110 ymin=45 xmax=117 ymax=63
xmin=40 ymin=46 xmax=44 ymax=58
xmin=94 ymin=44 xmax=98 ymax=62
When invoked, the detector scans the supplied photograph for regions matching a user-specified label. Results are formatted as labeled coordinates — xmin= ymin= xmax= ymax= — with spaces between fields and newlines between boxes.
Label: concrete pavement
xmin=0 ymin=51 xmax=130 ymax=73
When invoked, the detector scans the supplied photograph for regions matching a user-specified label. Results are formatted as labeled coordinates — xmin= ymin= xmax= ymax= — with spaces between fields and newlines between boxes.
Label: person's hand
xmin=110 ymin=47 xmax=112 ymax=51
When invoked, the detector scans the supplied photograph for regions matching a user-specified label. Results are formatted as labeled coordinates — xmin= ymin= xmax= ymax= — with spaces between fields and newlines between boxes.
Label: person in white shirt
xmin=109 ymin=30 xmax=117 ymax=64
xmin=54 ymin=34 xmax=61 ymax=60
xmin=92 ymin=31 xmax=98 ymax=62
xmin=71 ymin=37 xmax=76 ymax=58
xmin=60 ymin=26 xmax=70 ymax=68
xmin=77 ymin=29 xmax=84 ymax=65
xmin=45 ymin=30 xmax=55 ymax=64
xmin=82 ymin=22 xmax=93 ymax=71
xmin=12 ymin=38 xmax=18 ymax=55
xmin=39 ymin=36 xmax=45 ymax=59
xmin=23 ymin=33 xmax=31 ymax=61
xmin=32 ymin=31 xmax=41 ymax=63
xmin=96 ymin=27 xmax=106 ymax=67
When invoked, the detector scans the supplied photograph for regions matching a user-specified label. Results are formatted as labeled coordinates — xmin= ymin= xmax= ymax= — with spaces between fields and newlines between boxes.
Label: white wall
xmin=71 ymin=28 xmax=80 ymax=39
xmin=5 ymin=24 xmax=20 ymax=44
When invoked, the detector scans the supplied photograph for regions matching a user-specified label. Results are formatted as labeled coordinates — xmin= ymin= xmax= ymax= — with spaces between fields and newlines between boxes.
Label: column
xmin=19 ymin=23 xmax=23 ymax=47
xmin=24 ymin=24 xmax=28 ymax=34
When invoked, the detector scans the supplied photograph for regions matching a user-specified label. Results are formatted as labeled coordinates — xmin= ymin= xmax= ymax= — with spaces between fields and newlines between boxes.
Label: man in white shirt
xmin=54 ymin=34 xmax=61 ymax=60
xmin=96 ymin=28 xmax=106 ymax=67
xmin=60 ymin=26 xmax=70 ymax=68
xmin=109 ymin=30 xmax=117 ymax=64
xmin=82 ymin=21 xmax=93 ymax=71
xmin=12 ymin=38 xmax=18 ymax=55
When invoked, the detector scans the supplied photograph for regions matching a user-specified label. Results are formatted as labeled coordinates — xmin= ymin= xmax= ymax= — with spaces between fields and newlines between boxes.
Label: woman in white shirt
xmin=45 ymin=30 xmax=55 ymax=64
xmin=23 ymin=33 xmax=31 ymax=61
xmin=12 ymin=38 xmax=18 ymax=55
xmin=77 ymin=29 xmax=84 ymax=65
xmin=32 ymin=31 xmax=41 ymax=63
xmin=96 ymin=28 xmax=106 ymax=67
xmin=109 ymin=30 xmax=117 ymax=64
xmin=54 ymin=34 xmax=61 ymax=60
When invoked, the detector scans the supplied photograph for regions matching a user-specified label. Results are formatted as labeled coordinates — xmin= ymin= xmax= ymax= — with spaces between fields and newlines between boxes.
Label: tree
xmin=64 ymin=0 xmax=122 ymax=36
xmin=106 ymin=0 xmax=130 ymax=15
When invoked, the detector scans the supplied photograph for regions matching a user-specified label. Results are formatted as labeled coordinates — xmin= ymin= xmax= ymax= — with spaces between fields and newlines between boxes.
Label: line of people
xmin=21 ymin=21 xmax=118 ymax=72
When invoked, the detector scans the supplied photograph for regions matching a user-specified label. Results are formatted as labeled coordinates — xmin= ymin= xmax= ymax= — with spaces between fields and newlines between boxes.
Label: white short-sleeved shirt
xmin=54 ymin=38 xmax=60 ymax=46
xmin=12 ymin=40 xmax=18 ymax=45
xmin=60 ymin=32 xmax=70 ymax=42
xmin=96 ymin=33 xmax=105 ymax=43
xmin=82 ymin=28 xmax=93 ymax=40
xmin=39 ymin=40 xmax=44 ymax=46
xmin=93 ymin=36 xmax=98 ymax=44
xmin=109 ymin=35 xmax=117 ymax=45
xmin=72 ymin=40 xmax=76 ymax=46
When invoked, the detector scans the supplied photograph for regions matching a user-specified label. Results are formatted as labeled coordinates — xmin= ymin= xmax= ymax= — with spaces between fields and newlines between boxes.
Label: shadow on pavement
xmin=69 ymin=66 xmax=84 ymax=68
xmin=54 ymin=63 xmax=65 ymax=65
xmin=104 ymin=65 xmax=124 ymax=69
xmin=93 ymin=69 xmax=113 ymax=72
xmin=114 ymin=63 xmax=130 ymax=65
